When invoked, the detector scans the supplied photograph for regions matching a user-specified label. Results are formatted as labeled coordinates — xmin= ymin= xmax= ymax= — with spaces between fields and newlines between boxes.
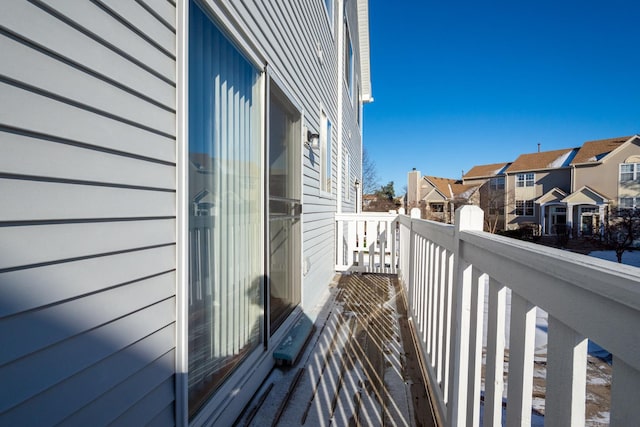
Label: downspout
xmin=504 ymin=173 xmax=509 ymax=229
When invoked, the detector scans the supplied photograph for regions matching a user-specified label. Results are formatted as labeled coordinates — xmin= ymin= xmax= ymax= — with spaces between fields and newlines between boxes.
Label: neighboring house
xmin=460 ymin=135 xmax=640 ymax=236
xmin=362 ymin=193 xmax=377 ymax=209
xmin=407 ymin=169 xmax=480 ymax=223
xmin=463 ymin=162 xmax=510 ymax=232
xmin=504 ymin=147 xmax=578 ymax=232
xmin=0 ymin=1 xmax=371 ymax=426
xmin=566 ymin=135 xmax=640 ymax=236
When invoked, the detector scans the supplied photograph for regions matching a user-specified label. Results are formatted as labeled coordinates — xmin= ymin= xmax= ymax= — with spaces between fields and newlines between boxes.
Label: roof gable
xmin=424 ymin=176 xmax=454 ymax=199
xmin=423 ymin=176 xmax=479 ymax=200
xmin=536 ymin=187 xmax=568 ymax=204
xmin=562 ymin=186 xmax=609 ymax=204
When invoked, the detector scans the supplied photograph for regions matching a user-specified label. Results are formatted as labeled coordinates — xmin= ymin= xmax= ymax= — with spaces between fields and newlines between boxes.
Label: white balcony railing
xmin=336 ymin=206 xmax=640 ymax=426
xmin=335 ymin=211 xmax=399 ymax=274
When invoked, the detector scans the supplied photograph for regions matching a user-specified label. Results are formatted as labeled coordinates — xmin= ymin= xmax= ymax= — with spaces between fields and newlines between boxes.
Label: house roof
xmin=463 ymin=162 xmax=510 ymax=179
xmin=424 ymin=176 xmax=479 ymax=200
xmin=506 ymin=148 xmax=578 ymax=173
xmin=570 ymin=136 xmax=631 ymax=165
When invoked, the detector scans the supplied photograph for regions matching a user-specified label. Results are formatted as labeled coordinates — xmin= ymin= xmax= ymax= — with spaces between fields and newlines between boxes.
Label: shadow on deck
xmin=237 ymin=273 xmax=438 ymax=427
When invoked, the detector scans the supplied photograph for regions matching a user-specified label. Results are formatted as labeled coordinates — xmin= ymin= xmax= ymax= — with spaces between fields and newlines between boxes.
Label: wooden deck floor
xmin=236 ymin=274 xmax=438 ymax=427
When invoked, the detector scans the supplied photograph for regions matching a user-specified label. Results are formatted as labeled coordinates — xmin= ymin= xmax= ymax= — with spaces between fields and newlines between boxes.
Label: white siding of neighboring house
xmin=0 ymin=1 xmax=177 ymax=426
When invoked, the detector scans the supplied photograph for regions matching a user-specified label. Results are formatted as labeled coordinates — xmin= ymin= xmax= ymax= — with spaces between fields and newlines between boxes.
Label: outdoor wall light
xmin=306 ymin=130 xmax=320 ymax=149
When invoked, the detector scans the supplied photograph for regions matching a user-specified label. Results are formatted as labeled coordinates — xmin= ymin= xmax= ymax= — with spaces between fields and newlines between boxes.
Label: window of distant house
xmin=188 ymin=1 xmax=263 ymax=418
xmin=344 ymin=20 xmax=354 ymax=98
xmin=515 ymin=200 xmax=534 ymax=216
xmin=431 ymin=203 xmax=444 ymax=213
xmin=620 ymin=163 xmax=640 ymax=182
xmin=516 ymin=173 xmax=534 ymax=187
xmin=320 ymin=112 xmax=332 ymax=193
xmin=488 ymin=200 xmax=500 ymax=215
xmin=619 ymin=197 xmax=636 ymax=209
xmin=490 ymin=177 xmax=505 ymax=190
xmin=323 ymin=0 xmax=334 ymax=29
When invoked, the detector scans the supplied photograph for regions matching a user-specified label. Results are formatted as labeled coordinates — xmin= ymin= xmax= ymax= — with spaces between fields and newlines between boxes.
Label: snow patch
xmin=588 ymin=376 xmax=609 ymax=386
xmin=589 ymin=250 xmax=640 ymax=267
xmin=547 ymin=150 xmax=573 ymax=168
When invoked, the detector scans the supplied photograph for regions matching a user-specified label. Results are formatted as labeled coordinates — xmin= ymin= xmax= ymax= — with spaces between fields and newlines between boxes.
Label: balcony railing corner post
xmin=407 ymin=216 xmax=417 ymax=314
xmin=447 ymin=205 xmax=484 ymax=426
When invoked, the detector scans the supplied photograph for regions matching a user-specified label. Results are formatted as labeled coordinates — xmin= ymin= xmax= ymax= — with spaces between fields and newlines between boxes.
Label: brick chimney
xmin=407 ymin=168 xmax=421 ymax=208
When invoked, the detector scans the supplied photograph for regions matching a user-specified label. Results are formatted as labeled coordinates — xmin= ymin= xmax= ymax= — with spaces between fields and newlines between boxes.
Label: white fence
xmin=335 ymin=212 xmax=399 ymax=274
xmin=336 ymin=206 xmax=640 ymax=426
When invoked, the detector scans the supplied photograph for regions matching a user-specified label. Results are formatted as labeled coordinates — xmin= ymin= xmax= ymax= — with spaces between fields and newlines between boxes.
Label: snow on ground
xmin=480 ymin=250 xmax=632 ymax=425
xmin=589 ymin=249 xmax=640 ymax=267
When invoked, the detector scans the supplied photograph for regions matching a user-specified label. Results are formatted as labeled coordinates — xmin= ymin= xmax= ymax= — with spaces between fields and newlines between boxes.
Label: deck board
xmin=237 ymin=274 xmax=437 ymax=427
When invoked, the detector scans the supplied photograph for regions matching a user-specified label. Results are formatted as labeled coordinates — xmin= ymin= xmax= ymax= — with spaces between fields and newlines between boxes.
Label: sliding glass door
xmin=187 ymin=2 xmax=263 ymax=418
xmin=268 ymin=83 xmax=301 ymax=333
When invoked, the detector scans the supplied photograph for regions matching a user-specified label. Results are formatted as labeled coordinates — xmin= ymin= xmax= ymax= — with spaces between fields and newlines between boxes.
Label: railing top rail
xmin=461 ymin=229 xmax=640 ymax=310
xmin=397 ymin=214 xmax=455 ymax=230
xmin=335 ymin=212 xmax=399 ymax=222
xmin=459 ymin=228 xmax=640 ymax=372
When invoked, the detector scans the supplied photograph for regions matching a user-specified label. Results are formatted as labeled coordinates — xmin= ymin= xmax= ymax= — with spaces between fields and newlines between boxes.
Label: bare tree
xmin=604 ymin=207 xmax=640 ymax=263
xmin=362 ymin=147 xmax=379 ymax=195
xmin=478 ymin=183 xmax=508 ymax=233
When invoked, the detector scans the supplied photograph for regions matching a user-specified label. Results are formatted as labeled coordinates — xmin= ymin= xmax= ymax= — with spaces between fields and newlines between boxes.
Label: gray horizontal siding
xmin=0 ymin=132 xmax=175 ymax=189
xmin=0 ymin=1 xmax=174 ymax=109
xmin=0 ymin=0 xmax=176 ymax=425
xmin=59 ymin=351 xmax=175 ymax=427
xmin=0 ymin=179 xmax=175 ymax=221
xmin=0 ymin=324 xmax=175 ymax=426
xmin=0 ymin=83 xmax=175 ymax=162
xmin=0 ymin=272 xmax=175 ymax=364
xmin=0 ymin=219 xmax=174 ymax=270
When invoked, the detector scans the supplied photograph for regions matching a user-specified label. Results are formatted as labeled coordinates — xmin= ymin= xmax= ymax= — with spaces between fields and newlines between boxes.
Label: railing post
xmin=407 ymin=209 xmax=420 ymax=317
xmin=335 ymin=216 xmax=342 ymax=269
xmin=336 ymin=216 xmax=344 ymax=270
xmin=447 ymin=205 xmax=484 ymax=427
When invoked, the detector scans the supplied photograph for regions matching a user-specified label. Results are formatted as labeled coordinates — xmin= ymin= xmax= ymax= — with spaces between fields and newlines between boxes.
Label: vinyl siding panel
xmin=59 ymin=352 xmax=175 ymax=427
xmin=137 ymin=0 xmax=177 ymax=32
xmin=0 ymin=179 xmax=175 ymax=221
xmin=0 ymin=301 xmax=174 ymax=412
xmin=0 ymin=272 xmax=175 ymax=364
xmin=0 ymin=36 xmax=174 ymax=135
xmin=0 ymin=132 xmax=175 ymax=190
xmin=0 ymin=220 xmax=174 ymax=270
xmin=0 ymin=83 xmax=175 ymax=162
xmin=38 ymin=0 xmax=175 ymax=81
xmin=0 ymin=245 xmax=175 ymax=318
xmin=0 ymin=324 xmax=175 ymax=426
xmin=109 ymin=376 xmax=176 ymax=427
xmin=0 ymin=1 xmax=176 ymax=425
xmin=0 ymin=1 xmax=174 ymax=109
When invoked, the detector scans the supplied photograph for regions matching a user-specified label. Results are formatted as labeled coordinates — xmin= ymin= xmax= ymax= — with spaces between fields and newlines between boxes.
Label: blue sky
xmin=364 ymin=0 xmax=640 ymax=193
